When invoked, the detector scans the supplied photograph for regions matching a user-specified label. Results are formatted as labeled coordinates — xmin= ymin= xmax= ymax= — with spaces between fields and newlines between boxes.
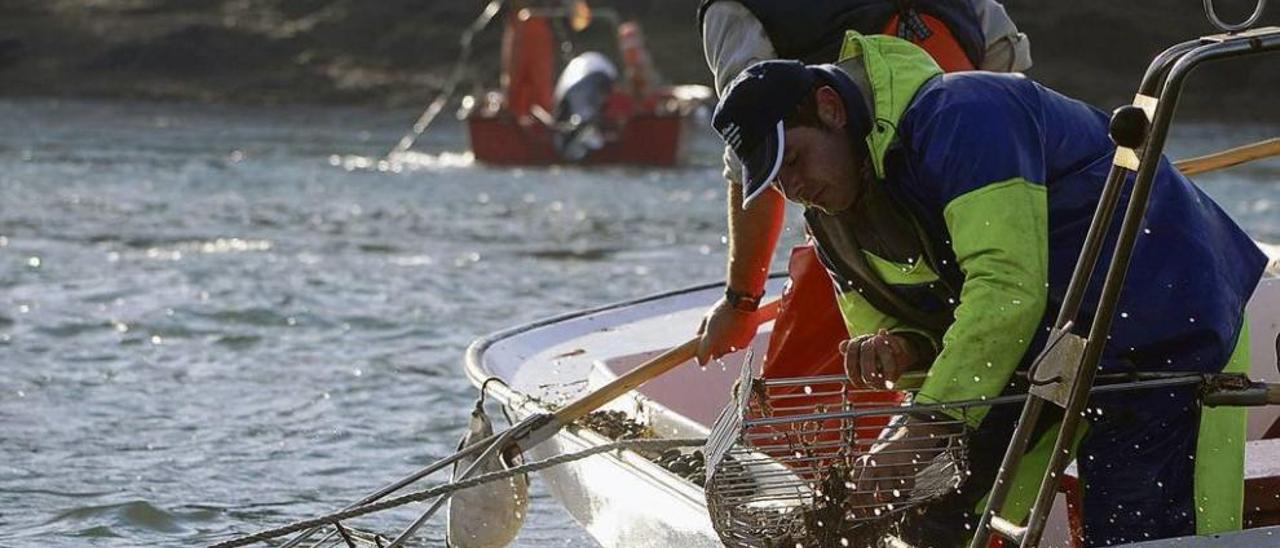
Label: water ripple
xmin=2 ymin=99 xmax=1272 ymax=547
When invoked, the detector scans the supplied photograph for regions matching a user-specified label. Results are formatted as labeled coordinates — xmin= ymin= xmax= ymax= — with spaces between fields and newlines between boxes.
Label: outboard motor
xmin=552 ymin=51 xmax=617 ymax=161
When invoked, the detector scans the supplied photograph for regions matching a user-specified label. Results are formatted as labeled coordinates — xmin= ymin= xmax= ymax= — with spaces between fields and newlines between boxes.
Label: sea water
xmin=0 ymin=98 xmax=1275 ymax=546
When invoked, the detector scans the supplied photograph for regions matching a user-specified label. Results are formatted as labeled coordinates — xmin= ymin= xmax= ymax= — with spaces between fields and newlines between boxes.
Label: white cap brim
xmin=741 ymin=121 xmax=785 ymax=209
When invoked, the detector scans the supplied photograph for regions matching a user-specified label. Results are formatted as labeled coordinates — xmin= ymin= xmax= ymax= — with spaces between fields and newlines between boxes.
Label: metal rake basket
xmin=704 ymin=356 xmax=972 ymax=548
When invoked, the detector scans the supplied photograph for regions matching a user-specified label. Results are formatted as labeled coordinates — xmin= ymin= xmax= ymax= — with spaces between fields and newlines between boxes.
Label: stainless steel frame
xmin=969 ymin=11 xmax=1280 ymax=547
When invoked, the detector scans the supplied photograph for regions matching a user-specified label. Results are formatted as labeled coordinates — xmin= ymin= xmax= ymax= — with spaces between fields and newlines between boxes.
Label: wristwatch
xmin=724 ymin=287 xmax=764 ymax=312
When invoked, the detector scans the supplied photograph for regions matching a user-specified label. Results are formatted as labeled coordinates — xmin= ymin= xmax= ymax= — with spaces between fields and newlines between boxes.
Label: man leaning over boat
xmin=695 ymin=0 xmax=1032 ymax=366
xmin=710 ymin=33 xmax=1267 ymax=547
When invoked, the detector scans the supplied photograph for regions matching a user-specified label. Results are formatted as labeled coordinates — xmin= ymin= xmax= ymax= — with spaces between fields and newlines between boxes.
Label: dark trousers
xmin=896 ymin=385 xmax=1203 ymax=548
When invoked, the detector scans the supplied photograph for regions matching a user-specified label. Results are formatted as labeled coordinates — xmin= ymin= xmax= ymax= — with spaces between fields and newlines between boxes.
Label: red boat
xmin=459 ymin=3 xmax=711 ymax=167
xmin=464 ymin=86 xmax=708 ymax=167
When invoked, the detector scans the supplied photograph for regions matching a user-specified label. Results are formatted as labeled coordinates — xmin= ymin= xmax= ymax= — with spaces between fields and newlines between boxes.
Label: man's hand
xmin=695 ymin=297 xmax=761 ymax=365
xmin=841 ymin=329 xmax=918 ymax=389
xmin=847 ymin=418 xmax=951 ymax=515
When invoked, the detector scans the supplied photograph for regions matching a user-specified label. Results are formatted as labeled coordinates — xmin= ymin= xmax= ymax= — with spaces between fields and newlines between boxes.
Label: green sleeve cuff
xmin=890 ymin=327 xmax=940 ymax=357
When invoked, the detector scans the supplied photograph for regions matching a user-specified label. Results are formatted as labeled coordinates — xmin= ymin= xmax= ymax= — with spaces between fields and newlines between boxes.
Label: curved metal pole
xmin=1139 ymin=40 xmax=1206 ymax=97
xmin=1047 ymin=33 xmax=1204 ymax=337
xmin=969 ymin=36 xmax=1197 ymax=547
xmin=386 ymin=0 xmax=504 ymax=157
xmin=1019 ymin=33 xmax=1280 ymax=547
xmin=971 ymin=26 xmax=1280 ymax=548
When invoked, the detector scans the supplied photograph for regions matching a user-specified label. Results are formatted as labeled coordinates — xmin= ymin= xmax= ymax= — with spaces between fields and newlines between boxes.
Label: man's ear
xmin=815 ymin=85 xmax=846 ymax=129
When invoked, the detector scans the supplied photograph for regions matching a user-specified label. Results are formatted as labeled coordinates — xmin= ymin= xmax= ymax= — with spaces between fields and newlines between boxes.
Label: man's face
xmin=773 ymin=87 xmax=863 ymax=215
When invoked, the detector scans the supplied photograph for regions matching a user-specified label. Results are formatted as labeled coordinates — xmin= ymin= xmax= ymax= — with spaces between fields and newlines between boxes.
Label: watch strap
xmin=725 ymin=287 xmax=764 ymax=312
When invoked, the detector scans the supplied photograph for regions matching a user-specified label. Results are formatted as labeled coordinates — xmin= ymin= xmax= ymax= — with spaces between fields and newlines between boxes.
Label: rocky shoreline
xmin=2 ymin=0 xmax=1277 ymax=117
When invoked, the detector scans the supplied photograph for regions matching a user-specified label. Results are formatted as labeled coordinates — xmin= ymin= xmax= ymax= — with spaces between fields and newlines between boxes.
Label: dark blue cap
xmin=713 ymin=60 xmax=816 ymax=207
xmin=713 ymin=60 xmax=872 ymax=209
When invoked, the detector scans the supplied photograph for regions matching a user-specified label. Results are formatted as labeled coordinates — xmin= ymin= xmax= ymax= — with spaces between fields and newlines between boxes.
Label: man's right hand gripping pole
xmin=695 ymin=180 xmax=786 ymax=365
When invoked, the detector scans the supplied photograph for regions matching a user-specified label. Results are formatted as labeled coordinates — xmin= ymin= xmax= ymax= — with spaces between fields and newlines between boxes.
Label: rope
xmin=386 ymin=0 xmax=504 ymax=157
xmin=210 ymin=437 xmax=706 ymax=548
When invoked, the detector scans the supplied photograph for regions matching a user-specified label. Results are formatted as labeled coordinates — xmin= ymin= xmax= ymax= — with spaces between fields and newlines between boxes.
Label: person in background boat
xmin=551 ymin=51 xmax=618 ymax=161
xmin=617 ymin=21 xmax=663 ymax=105
xmin=501 ymin=0 xmax=555 ymax=122
xmin=695 ymin=0 xmax=1033 ymax=367
xmin=711 ymin=35 xmax=1267 ymax=546
xmin=549 ymin=20 xmax=666 ymax=162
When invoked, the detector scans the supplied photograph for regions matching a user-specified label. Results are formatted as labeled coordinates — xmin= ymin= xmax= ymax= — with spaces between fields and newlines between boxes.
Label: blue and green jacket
xmin=807 ymin=34 xmax=1266 ymax=533
xmin=810 ymin=33 xmax=1267 ymax=426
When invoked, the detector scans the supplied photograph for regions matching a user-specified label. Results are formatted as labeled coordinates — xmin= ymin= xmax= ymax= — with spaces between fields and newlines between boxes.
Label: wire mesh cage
xmin=704 ymin=357 xmax=974 ymax=548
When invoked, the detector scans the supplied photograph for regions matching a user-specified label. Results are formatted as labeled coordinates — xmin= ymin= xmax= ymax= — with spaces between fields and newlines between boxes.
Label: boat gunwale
xmin=463 ymin=273 xmax=786 ymax=404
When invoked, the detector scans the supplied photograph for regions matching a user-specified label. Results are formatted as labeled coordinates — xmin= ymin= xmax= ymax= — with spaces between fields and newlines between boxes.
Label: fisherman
xmin=502 ymin=0 xmax=555 ymax=122
xmin=710 ymin=34 xmax=1267 ymax=546
xmin=695 ymin=0 xmax=1033 ymax=369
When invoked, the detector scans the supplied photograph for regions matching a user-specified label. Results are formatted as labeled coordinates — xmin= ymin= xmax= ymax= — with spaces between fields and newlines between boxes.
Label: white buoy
xmin=446 ymin=400 xmax=529 ymax=548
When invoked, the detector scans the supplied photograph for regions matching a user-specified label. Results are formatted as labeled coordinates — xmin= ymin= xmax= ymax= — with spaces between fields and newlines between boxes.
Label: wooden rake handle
xmin=1175 ymin=137 xmax=1280 ymax=175
xmin=552 ymin=299 xmax=781 ymax=425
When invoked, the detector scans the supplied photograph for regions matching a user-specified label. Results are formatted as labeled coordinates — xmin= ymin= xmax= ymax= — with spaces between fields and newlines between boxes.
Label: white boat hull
xmin=466 ymin=280 xmax=747 ymax=547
